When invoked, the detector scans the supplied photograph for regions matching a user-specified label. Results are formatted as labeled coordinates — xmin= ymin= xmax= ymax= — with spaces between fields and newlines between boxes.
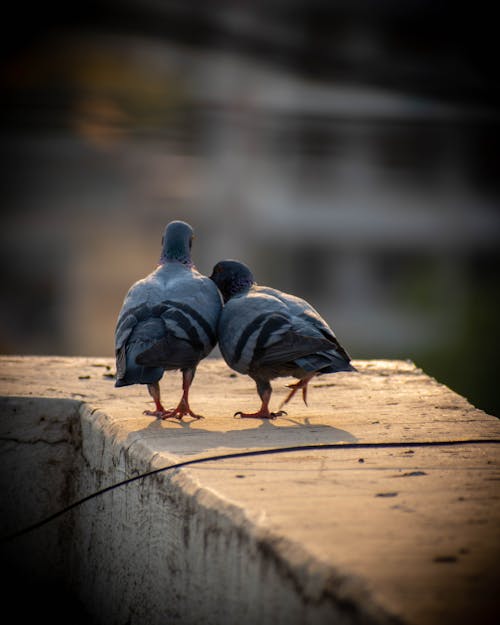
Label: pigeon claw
xmin=279 ymin=375 xmax=314 ymax=409
xmin=162 ymin=405 xmax=204 ymax=421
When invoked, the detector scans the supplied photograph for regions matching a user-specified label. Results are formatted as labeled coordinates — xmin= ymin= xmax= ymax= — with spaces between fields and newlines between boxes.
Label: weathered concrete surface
xmin=0 ymin=356 xmax=499 ymax=625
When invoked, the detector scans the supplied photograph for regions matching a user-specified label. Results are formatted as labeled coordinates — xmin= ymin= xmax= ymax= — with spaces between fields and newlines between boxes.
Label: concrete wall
xmin=1 ymin=395 xmax=383 ymax=625
xmin=0 ymin=397 xmax=90 ymax=622
xmin=1 ymin=356 xmax=499 ymax=625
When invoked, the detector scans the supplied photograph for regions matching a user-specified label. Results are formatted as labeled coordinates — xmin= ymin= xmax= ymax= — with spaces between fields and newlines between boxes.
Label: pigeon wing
xmin=254 ymin=330 xmax=335 ymax=367
xmin=135 ymin=335 xmax=199 ymax=370
xmin=259 ymin=286 xmax=353 ymax=363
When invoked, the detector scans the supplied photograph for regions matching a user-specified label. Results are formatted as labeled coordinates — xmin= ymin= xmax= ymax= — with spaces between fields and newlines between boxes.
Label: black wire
xmin=2 ymin=438 xmax=499 ymax=544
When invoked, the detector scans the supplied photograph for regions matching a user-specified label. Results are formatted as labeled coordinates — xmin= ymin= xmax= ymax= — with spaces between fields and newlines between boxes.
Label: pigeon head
xmin=160 ymin=220 xmax=194 ymax=265
xmin=210 ymin=260 xmax=255 ymax=302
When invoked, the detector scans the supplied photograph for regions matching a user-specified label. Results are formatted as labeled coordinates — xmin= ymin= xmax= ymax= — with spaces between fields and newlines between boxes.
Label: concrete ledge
xmin=1 ymin=356 xmax=499 ymax=625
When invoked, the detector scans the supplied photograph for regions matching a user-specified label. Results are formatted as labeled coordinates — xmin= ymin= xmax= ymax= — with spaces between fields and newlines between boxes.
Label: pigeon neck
xmin=226 ymin=277 xmax=254 ymax=302
xmin=159 ymin=257 xmax=193 ymax=268
xmin=159 ymin=248 xmax=193 ymax=266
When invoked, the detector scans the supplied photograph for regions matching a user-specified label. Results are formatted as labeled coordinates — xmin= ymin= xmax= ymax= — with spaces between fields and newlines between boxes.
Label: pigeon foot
xmin=279 ymin=374 xmax=315 ymax=409
xmin=163 ymin=406 xmax=204 ymax=421
xmin=143 ymin=403 xmax=204 ymax=421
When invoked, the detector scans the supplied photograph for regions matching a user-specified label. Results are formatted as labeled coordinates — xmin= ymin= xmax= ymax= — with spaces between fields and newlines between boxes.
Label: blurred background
xmin=1 ymin=1 xmax=499 ymax=416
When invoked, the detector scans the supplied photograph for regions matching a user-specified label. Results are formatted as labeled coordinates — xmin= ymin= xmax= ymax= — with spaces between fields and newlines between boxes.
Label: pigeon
xmin=210 ymin=259 xmax=355 ymax=418
xmin=114 ymin=220 xmax=222 ymax=420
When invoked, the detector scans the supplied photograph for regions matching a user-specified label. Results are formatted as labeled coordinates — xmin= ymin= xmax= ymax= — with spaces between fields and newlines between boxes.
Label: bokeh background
xmin=1 ymin=1 xmax=499 ymax=416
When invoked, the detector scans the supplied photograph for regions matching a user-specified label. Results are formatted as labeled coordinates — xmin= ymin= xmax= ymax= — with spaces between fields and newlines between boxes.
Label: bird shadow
xmin=126 ymin=414 xmax=358 ymax=457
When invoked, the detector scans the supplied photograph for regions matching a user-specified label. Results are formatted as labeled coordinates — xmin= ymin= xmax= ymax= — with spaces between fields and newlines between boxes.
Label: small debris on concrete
xmin=433 ymin=555 xmax=458 ymax=563
xmin=393 ymin=471 xmax=428 ymax=478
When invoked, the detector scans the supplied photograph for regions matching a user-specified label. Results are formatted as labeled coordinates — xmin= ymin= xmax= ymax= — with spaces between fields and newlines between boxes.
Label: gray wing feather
xmin=135 ymin=335 xmax=198 ymax=369
xmin=260 ymin=286 xmax=353 ymax=363
xmin=255 ymin=331 xmax=335 ymax=367
xmin=115 ymin=312 xmax=140 ymax=351
xmin=116 ymin=344 xmax=127 ymax=380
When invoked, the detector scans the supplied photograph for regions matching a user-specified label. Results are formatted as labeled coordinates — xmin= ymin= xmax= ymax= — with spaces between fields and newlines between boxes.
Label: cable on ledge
xmin=2 ymin=438 xmax=500 ymax=544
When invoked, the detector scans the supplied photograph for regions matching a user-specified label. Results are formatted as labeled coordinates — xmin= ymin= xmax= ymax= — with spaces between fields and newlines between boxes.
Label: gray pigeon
xmin=114 ymin=221 xmax=222 ymax=420
xmin=210 ymin=260 xmax=355 ymax=418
